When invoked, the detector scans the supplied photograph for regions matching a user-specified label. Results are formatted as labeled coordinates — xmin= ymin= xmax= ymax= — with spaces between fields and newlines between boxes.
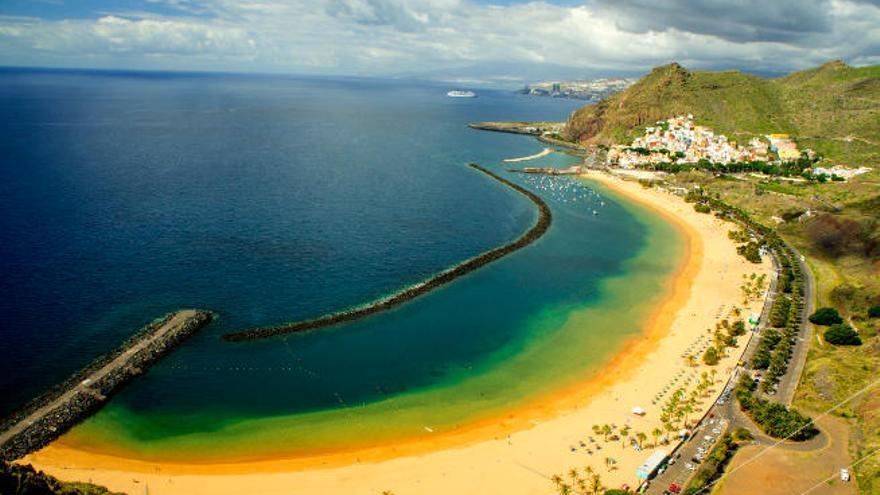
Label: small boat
xmin=447 ymin=90 xmax=476 ymax=98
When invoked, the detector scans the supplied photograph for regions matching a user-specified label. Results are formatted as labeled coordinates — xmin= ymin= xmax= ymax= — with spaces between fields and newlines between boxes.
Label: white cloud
xmin=0 ymin=0 xmax=877 ymax=77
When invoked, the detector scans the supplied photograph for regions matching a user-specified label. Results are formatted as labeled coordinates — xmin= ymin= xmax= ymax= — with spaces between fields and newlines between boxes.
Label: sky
xmin=0 ymin=0 xmax=878 ymax=84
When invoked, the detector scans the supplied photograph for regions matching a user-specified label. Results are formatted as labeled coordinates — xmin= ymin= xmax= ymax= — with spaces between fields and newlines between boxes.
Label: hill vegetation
xmin=0 ymin=461 xmax=122 ymax=495
xmin=564 ymin=60 xmax=880 ymax=165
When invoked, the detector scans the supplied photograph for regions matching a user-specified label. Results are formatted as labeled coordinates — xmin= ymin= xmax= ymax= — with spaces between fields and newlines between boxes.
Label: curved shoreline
xmin=24 ymin=170 xmax=706 ymax=478
xmin=222 ymin=163 xmax=551 ymax=342
xmin=23 ymin=168 xmax=776 ymax=495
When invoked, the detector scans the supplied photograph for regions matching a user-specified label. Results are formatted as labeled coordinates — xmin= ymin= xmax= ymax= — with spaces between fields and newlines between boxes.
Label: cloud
xmin=587 ymin=0 xmax=834 ymax=43
xmin=0 ymin=0 xmax=877 ymax=78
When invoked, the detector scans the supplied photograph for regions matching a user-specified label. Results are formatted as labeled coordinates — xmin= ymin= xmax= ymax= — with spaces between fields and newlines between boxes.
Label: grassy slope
xmin=565 ymin=60 xmax=880 ymax=165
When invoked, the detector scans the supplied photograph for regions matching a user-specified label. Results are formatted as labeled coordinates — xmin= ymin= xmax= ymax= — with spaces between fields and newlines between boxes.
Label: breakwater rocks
xmin=0 ymin=310 xmax=213 ymax=461
xmin=468 ymin=122 xmax=585 ymax=150
xmin=223 ymin=163 xmax=552 ymax=342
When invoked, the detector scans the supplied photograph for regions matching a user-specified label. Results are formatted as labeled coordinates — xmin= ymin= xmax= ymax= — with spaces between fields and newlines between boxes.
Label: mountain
xmin=563 ymin=61 xmax=880 ymax=162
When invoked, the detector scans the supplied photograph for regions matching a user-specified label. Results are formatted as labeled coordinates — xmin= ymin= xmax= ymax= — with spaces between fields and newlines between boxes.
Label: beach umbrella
xmin=632 ymin=406 xmax=646 ymax=416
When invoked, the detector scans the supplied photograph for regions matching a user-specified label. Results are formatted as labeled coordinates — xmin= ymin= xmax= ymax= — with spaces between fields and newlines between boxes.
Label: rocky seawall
xmin=223 ymin=163 xmax=552 ymax=342
xmin=0 ymin=310 xmax=213 ymax=461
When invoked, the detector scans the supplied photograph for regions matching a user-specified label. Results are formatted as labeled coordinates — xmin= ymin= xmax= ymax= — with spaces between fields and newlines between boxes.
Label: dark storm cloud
xmin=588 ymin=0 xmax=835 ymax=42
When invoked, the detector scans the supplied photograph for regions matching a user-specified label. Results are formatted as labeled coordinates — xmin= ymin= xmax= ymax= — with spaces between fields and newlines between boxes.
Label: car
xmin=704 ymin=435 xmax=714 ymax=441
xmin=685 ymin=463 xmax=695 ymax=471
xmin=668 ymin=458 xmax=676 ymax=465
xmin=668 ymin=483 xmax=682 ymax=493
xmin=712 ymin=428 xmax=722 ymax=434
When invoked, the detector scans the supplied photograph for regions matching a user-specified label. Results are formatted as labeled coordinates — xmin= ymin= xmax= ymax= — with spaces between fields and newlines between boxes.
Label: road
xmin=0 ymin=310 xmax=203 ymax=451
xmin=775 ymin=240 xmax=816 ymax=406
xmin=646 ymin=239 xmax=819 ymax=494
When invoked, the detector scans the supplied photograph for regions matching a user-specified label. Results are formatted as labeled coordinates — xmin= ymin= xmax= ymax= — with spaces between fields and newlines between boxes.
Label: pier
xmin=223 ymin=163 xmax=552 ymax=342
xmin=0 ymin=309 xmax=213 ymax=461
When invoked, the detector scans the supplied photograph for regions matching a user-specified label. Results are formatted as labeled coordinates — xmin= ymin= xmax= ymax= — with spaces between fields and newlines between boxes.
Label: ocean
xmin=0 ymin=69 xmax=683 ymax=459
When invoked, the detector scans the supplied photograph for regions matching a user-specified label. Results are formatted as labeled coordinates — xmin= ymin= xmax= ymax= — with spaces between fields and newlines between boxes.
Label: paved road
xmin=0 ymin=310 xmax=200 ymax=448
xmin=775 ymin=241 xmax=816 ymax=406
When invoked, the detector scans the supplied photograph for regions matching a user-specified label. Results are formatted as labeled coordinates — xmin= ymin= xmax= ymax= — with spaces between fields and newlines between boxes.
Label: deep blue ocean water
xmin=0 ymin=70 xmax=678 ymax=457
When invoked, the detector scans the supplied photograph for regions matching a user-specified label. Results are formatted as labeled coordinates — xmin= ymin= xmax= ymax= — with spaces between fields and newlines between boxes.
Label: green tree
xmin=589 ymin=473 xmax=603 ymax=495
xmin=635 ymin=431 xmax=647 ymax=449
xmin=809 ymin=307 xmax=843 ymax=325
xmin=824 ymin=324 xmax=862 ymax=345
xmin=601 ymin=424 xmax=613 ymax=442
xmin=702 ymin=346 xmax=720 ymax=365
xmin=651 ymin=427 xmax=663 ymax=447
xmin=868 ymin=305 xmax=880 ymax=318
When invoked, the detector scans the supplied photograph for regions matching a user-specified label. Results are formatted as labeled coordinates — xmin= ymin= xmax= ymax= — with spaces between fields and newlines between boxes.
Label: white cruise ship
xmin=447 ymin=90 xmax=476 ymax=98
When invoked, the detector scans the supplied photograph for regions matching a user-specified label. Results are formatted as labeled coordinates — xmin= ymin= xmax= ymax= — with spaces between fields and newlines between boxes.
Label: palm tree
xmin=604 ymin=457 xmax=616 ymax=471
xmin=685 ymin=354 xmax=697 ymax=368
xmin=620 ymin=426 xmax=630 ymax=446
xmin=589 ymin=473 xmax=603 ymax=495
xmin=568 ymin=468 xmax=579 ymax=483
xmin=551 ymin=474 xmax=570 ymax=495
xmin=636 ymin=431 xmax=647 ymax=449
xmin=682 ymin=402 xmax=694 ymax=427
xmin=601 ymin=424 xmax=612 ymax=442
xmin=652 ymin=427 xmax=663 ymax=447
xmin=591 ymin=424 xmax=601 ymax=436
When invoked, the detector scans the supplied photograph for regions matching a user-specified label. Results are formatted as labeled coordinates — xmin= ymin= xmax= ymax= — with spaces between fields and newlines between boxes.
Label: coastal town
xmin=605 ymin=115 xmax=808 ymax=168
xmin=520 ymin=77 xmax=636 ymax=101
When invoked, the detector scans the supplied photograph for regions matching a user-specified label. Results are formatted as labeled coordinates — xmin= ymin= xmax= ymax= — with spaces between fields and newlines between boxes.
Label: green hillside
xmin=564 ymin=61 xmax=880 ymax=164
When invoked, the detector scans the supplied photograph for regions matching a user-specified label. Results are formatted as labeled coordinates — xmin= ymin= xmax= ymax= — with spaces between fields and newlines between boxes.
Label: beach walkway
xmin=0 ymin=310 xmax=212 ymax=461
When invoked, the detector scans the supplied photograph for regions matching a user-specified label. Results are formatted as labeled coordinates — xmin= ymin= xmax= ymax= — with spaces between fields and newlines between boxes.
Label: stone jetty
xmin=0 ymin=309 xmax=213 ymax=461
xmin=223 ymin=163 xmax=551 ymax=342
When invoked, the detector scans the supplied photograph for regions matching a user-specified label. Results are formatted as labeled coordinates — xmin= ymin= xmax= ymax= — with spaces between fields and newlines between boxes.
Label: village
xmin=605 ymin=115 xmax=807 ymax=169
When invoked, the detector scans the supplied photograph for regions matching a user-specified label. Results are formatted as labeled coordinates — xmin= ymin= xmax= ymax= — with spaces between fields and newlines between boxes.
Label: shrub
xmin=869 ymin=305 xmax=880 ymax=318
xmin=780 ymin=208 xmax=805 ymax=222
xmin=694 ymin=203 xmax=712 ymax=214
xmin=736 ymin=241 xmax=762 ymax=264
xmin=824 ymin=324 xmax=862 ymax=346
xmin=735 ymin=382 xmax=819 ymax=441
xmin=809 ymin=307 xmax=843 ymax=326
xmin=703 ymin=346 xmax=720 ymax=365
xmin=730 ymin=320 xmax=746 ymax=337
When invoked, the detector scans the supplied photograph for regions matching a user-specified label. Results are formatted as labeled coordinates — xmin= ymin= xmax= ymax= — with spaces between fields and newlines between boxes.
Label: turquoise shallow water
xmin=0 ymin=69 xmax=683 ymax=460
